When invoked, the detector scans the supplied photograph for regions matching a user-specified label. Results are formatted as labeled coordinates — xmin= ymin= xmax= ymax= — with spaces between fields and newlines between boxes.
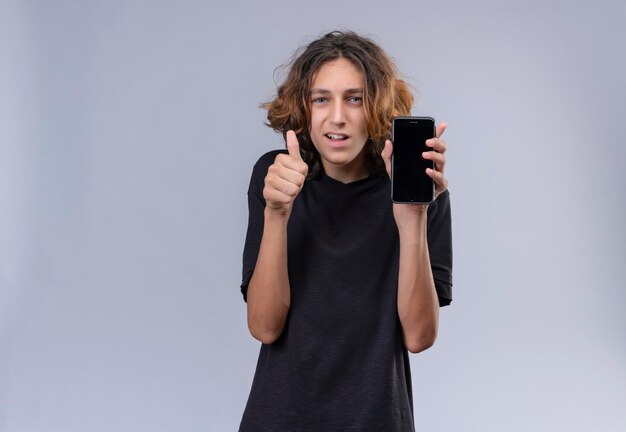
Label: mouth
xmin=325 ymin=133 xmax=350 ymax=141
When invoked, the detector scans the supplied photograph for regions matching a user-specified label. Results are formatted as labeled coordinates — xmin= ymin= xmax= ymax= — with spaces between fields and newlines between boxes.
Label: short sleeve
xmin=240 ymin=151 xmax=284 ymax=302
xmin=426 ymin=189 xmax=453 ymax=306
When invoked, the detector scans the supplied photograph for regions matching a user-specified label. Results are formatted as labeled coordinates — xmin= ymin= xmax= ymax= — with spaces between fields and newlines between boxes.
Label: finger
xmin=435 ymin=122 xmax=447 ymax=139
xmin=381 ymin=140 xmax=393 ymax=178
xmin=286 ymin=130 xmax=303 ymax=161
xmin=265 ymin=176 xmax=302 ymax=198
xmin=268 ymin=163 xmax=306 ymax=188
xmin=275 ymin=152 xmax=309 ymax=176
xmin=422 ymin=151 xmax=446 ymax=172
xmin=425 ymin=138 xmax=447 ymax=154
xmin=263 ymin=188 xmax=293 ymax=209
xmin=426 ymin=167 xmax=448 ymax=192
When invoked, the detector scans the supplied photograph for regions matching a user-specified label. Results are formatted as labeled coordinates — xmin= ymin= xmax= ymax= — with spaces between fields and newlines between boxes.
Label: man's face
xmin=308 ymin=58 xmax=369 ymax=181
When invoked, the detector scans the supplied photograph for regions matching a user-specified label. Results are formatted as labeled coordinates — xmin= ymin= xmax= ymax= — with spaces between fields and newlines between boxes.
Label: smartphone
xmin=391 ymin=116 xmax=435 ymax=204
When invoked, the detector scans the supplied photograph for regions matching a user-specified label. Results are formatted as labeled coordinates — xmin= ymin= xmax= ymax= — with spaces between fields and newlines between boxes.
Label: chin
xmin=321 ymin=153 xmax=357 ymax=167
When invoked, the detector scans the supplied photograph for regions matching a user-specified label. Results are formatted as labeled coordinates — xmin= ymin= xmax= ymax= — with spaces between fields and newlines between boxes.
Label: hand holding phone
xmin=391 ymin=117 xmax=435 ymax=204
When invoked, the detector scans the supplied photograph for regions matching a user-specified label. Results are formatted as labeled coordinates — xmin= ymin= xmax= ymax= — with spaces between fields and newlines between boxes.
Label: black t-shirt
xmin=239 ymin=150 xmax=453 ymax=431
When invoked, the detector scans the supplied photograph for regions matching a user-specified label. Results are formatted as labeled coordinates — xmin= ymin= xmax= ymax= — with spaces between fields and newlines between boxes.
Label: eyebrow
xmin=311 ymin=88 xmax=364 ymax=95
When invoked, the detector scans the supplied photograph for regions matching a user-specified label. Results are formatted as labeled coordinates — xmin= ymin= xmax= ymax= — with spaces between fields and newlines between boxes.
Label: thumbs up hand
xmin=263 ymin=130 xmax=309 ymax=217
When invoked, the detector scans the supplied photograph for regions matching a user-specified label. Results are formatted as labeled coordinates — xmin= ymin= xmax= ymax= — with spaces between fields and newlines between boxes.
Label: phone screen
xmin=391 ymin=117 xmax=435 ymax=204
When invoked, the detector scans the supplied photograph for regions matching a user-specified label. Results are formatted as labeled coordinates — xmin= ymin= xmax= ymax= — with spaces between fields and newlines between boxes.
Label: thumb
xmin=381 ymin=140 xmax=393 ymax=179
xmin=286 ymin=130 xmax=303 ymax=160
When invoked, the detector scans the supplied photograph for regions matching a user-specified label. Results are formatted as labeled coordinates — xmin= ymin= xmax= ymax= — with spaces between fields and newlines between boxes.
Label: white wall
xmin=1 ymin=0 xmax=624 ymax=430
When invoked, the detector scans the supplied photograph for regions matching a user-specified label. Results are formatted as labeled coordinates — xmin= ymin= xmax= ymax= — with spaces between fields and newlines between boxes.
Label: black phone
xmin=391 ymin=116 xmax=435 ymax=204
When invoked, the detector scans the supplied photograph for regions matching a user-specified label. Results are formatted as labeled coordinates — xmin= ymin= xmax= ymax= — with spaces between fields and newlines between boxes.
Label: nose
xmin=330 ymin=100 xmax=346 ymax=125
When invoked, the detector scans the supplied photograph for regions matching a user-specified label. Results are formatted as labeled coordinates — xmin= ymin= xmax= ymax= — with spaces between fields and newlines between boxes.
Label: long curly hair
xmin=263 ymin=31 xmax=414 ymax=177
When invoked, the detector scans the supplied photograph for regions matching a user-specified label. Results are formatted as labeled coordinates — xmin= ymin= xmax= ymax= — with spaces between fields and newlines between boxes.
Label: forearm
xmin=396 ymin=211 xmax=439 ymax=353
xmin=246 ymin=209 xmax=291 ymax=344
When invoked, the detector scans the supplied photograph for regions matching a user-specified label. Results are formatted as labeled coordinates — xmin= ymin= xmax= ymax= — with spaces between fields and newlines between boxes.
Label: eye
xmin=347 ymin=96 xmax=363 ymax=104
xmin=312 ymin=97 xmax=328 ymax=104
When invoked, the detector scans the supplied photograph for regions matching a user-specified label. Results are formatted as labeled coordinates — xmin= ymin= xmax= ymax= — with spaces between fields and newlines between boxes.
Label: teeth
xmin=326 ymin=133 xmax=347 ymax=140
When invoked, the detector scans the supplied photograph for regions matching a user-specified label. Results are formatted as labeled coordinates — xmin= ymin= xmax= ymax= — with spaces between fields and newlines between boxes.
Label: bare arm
xmin=246 ymin=131 xmax=308 ymax=344
xmin=246 ymin=211 xmax=291 ymax=344
xmin=395 ymin=208 xmax=439 ymax=353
